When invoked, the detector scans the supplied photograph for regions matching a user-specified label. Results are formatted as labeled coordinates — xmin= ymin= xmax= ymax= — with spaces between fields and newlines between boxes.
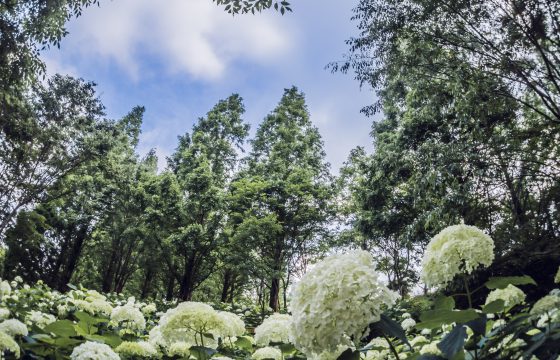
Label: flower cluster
xmin=530 ymin=294 xmax=560 ymax=316
xmin=115 ymin=341 xmax=158 ymax=359
xmin=252 ymin=346 xmax=282 ymax=360
xmin=422 ymin=224 xmax=495 ymax=287
xmin=254 ymin=313 xmax=292 ymax=345
xmin=110 ymin=303 xmax=146 ymax=331
xmin=485 ymin=284 xmax=526 ymax=308
xmin=289 ymin=250 xmax=398 ymax=355
xmin=70 ymin=341 xmax=120 ymax=360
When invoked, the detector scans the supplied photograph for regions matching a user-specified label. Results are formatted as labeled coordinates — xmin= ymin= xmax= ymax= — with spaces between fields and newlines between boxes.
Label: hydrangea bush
xmin=0 ymin=224 xmax=557 ymax=359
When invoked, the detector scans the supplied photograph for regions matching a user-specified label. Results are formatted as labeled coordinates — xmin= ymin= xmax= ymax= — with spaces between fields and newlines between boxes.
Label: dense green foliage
xmin=334 ymin=0 xmax=560 ymax=299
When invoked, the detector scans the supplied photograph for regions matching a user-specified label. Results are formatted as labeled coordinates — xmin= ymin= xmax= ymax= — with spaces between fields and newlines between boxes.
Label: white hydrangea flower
xmin=367 ymin=337 xmax=389 ymax=349
xmin=13 ymin=277 xmax=22 ymax=283
xmin=141 ymin=303 xmax=157 ymax=315
xmin=254 ymin=313 xmax=291 ymax=345
xmin=0 ymin=308 xmax=10 ymax=320
xmin=159 ymin=302 xmax=223 ymax=347
xmin=420 ymin=328 xmax=432 ymax=335
xmin=213 ymin=357 xmax=234 ymax=360
xmin=530 ymin=295 xmax=560 ymax=316
xmin=0 ymin=319 xmax=28 ymax=337
xmin=308 ymin=345 xmax=352 ymax=360
xmin=289 ymin=250 xmax=399 ymax=355
xmin=167 ymin=342 xmax=191 ymax=357
xmin=0 ymin=330 xmax=20 ymax=358
xmin=401 ymin=312 xmax=411 ymax=319
xmin=410 ymin=335 xmax=428 ymax=347
xmin=421 ymin=224 xmax=495 ymax=287
xmin=26 ymin=310 xmax=55 ymax=328
xmin=420 ymin=341 xmax=443 ymax=356
xmin=70 ymin=341 xmax=120 ymax=360
xmin=485 ymin=284 xmax=526 ymax=309
xmin=217 ymin=311 xmax=245 ymax=338
xmin=401 ymin=318 xmax=416 ymax=332
xmin=110 ymin=303 xmax=146 ymax=331
xmin=0 ymin=281 xmax=11 ymax=299
xmin=252 ymin=346 xmax=282 ymax=360
xmin=115 ymin=341 xmax=158 ymax=358
xmin=148 ymin=325 xmax=169 ymax=350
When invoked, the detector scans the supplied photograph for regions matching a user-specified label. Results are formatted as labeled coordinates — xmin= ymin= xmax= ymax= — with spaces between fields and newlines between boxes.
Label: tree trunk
xmin=141 ymin=268 xmax=153 ymax=299
xmin=57 ymin=226 xmax=88 ymax=291
xmin=221 ymin=270 xmax=232 ymax=303
xmin=166 ymin=274 xmax=175 ymax=300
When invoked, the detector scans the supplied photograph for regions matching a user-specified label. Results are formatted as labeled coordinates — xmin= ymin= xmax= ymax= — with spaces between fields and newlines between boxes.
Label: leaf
xmin=464 ymin=315 xmax=487 ymax=336
xmin=234 ymin=336 xmax=253 ymax=351
xmin=279 ymin=343 xmax=296 ymax=355
xmin=44 ymin=320 xmax=77 ymax=338
xmin=484 ymin=276 xmax=536 ymax=289
xmin=437 ymin=325 xmax=467 ymax=359
xmin=336 ymin=348 xmax=360 ymax=360
xmin=190 ymin=346 xmax=217 ymax=360
xmin=417 ymin=309 xmax=479 ymax=329
xmin=370 ymin=314 xmax=411 ymax=348
xmin=433 ymin=296 xmax=455 ymax=310
xmin=481 ymin=299 xmax=506 ymax=314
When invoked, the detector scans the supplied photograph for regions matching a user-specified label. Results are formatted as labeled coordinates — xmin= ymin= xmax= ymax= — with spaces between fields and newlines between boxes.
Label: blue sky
xmin=43 ymin=0 xmax=378 ymax=172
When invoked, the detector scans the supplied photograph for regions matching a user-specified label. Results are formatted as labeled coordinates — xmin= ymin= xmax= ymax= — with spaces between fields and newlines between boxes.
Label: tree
xmin=235 ymin=87 xmax=334 ymax=311
xmin=333 ymin=0 xmax=560 ymax=124
xmin=338 ymin=27 xmax=560 ymax=298
xmin=168 ymin=94 xmax=249 ymax=300
xmin=3 ymin=103 xmax=144 ymax=291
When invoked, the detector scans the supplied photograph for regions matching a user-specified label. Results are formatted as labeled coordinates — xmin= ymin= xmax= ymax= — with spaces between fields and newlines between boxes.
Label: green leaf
xmin=433 ymin=296 xmax=455 ymax=310
xmin=234 ymin=336 xmax=253 ymax=351
xmin=481 ymin=299 xmax=506 ymax=314
xmin=438 ymin=325 xmax=467 ymax=358
xmin=370 ymin=314 xmax=411 ymax=348
xmin=417 ymin=309 xmax=479 ymax=329
xmin=279 ymin=343 xmax=296 ymax=355
xmin=336 ymin=348 xmax=360 ymax=360
xmin=484 ymin=276 xmax=536 ymax=289
xmin=44 ymin=320 xmax=77 ymax=338
xmin=190 ymin=346 xmax=217 ymax=360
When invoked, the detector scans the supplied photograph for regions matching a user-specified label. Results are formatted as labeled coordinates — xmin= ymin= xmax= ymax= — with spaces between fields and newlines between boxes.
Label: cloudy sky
xmin=43 ymin=0 xmax=379 ymax=172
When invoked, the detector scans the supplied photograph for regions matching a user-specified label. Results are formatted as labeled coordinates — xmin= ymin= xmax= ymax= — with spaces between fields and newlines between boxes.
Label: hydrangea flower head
xmin=485 ymin=284 xmax=526 ymax=309
xmin=530 ymin=295 xmax=560 ymax=316
xmin=0 ymin=331 xmax=19 ymax=358
xmin=110 ymin=303 xmax=146 ymax=331
xmin=0 ymin=319 xmax=28 ymax=337
xmin=252 ymin=346 xmax=282 ymax=360
xmin=289 ymin=250 xmax=398 ymax=355
xmin=401 ymin=318 xmax=416 ymax=331
xmin=115 ymin=341 xmax=158 ymax=358
xmin=254 ymin=313 xmax=291 ymax=345
xmin=159 ymin=302 xmax=224 ymax=347
xmin=70 ymin=341 xmax=120 ymax=360
xmin=422 ymin=224 xmax=494 ymax=287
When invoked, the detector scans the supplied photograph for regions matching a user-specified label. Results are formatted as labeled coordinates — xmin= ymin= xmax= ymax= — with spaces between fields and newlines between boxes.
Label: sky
xmin=43 ymin=0 xmax=379 ymax=173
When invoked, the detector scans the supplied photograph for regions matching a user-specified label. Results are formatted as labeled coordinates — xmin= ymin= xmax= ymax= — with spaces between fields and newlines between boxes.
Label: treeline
xmin=1 ymin=79 xmax=334 ymax=310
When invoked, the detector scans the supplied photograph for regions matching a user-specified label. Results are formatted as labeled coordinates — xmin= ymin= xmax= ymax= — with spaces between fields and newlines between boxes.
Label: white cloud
xmin=63 ymin=0 xmax=294 ymax=80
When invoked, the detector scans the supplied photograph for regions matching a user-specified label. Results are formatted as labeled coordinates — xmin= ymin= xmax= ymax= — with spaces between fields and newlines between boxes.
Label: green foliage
xmin=213 ymin=0 xmax=292 ymax=15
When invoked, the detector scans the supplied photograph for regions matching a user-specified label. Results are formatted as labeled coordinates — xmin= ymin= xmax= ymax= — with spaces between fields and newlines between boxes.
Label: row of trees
xmin=2 ymin=79 xmax=334 ymax=310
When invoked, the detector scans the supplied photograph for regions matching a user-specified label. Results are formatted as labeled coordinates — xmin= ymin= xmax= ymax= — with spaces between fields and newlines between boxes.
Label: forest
xmin=0 ymin=0 xmax=559 ymax=359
